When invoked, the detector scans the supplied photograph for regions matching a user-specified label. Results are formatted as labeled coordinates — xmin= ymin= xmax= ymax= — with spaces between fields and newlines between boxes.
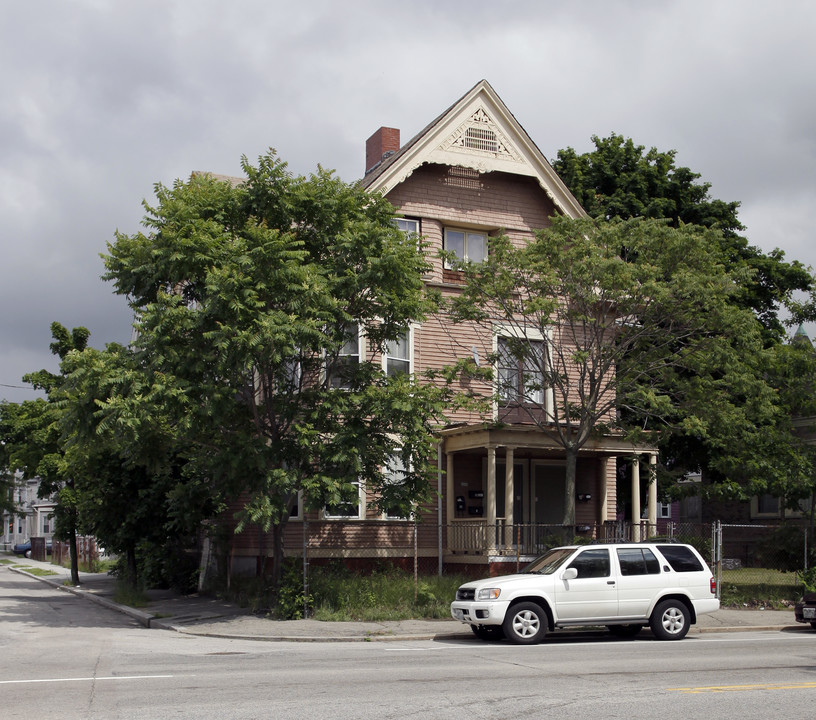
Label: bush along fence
xmin=196 ymin=519 xmax=813 ymax=616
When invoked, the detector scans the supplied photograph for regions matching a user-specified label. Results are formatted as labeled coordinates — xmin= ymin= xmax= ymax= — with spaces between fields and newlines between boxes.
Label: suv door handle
xmin=607 ymin=581 xmax=616 ymax=585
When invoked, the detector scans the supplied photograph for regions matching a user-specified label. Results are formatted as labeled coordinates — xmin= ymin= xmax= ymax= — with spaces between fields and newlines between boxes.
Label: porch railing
xmin=448 ymin=520 xmax=660 ymax=556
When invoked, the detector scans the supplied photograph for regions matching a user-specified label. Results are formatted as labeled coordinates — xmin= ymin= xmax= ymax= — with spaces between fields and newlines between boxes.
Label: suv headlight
xmin=476 ymin=587 xmax=501 ymax=600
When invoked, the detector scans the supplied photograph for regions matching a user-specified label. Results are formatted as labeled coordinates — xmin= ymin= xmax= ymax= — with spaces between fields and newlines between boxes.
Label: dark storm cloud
xmin=2 ymin=0 xmax=815 ymax=403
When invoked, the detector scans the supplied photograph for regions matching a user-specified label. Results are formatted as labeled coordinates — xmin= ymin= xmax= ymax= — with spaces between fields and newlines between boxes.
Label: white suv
xmin=450 ymin=542 xmax=719 ymax=644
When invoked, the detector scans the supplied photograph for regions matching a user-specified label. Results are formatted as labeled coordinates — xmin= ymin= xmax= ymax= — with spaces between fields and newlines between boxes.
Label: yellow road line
xmin=669 ymin=682 xmax=816 ymax=694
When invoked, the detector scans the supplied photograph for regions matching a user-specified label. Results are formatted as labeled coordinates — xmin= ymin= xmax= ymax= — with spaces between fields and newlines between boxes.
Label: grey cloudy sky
xmin=2 ymin=0 xmax=814 ymax=403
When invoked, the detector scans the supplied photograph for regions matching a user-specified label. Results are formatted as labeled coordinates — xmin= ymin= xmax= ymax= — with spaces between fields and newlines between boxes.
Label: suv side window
xmin=617 ymin=547 xmax=661 ymax=576
xmin=568 ymin=548 xmax=610 ymax=578
xmin=656 ymin=545 xmax=704 ymax=572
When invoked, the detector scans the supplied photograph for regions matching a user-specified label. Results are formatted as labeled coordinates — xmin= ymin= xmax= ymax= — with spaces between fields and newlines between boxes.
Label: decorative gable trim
xmin=361 ymin=80 xmax=587 ymax=220
xmin=441 ymin=108 xmax=522 ymax=163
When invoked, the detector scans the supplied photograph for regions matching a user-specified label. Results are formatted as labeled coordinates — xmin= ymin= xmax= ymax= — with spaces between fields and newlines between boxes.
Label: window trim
xmin=393 ymin=217 xmax=420 ymax=238
xmin=322 ymin=480 xmax=365 ymax=520
xmin=493 ymin=326 xmax=554 ymax=418
xmin=383 ymin=451 xmax=412 ymax=520
xmin=443 ymin=227 xmax=487 ymax=268
xmin=382 ymin=326 xmax=414 ymax=378
xmin=327 ymin=323 xmax=365 ymax=389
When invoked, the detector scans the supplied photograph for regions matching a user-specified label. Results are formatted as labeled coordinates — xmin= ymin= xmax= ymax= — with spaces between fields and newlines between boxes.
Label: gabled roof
xmin=361 ymin=79 xmax=587 ymax=219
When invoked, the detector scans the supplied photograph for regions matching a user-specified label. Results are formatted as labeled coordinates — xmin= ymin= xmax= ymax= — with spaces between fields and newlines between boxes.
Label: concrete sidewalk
xmin=3 ymin=553 xmax=809 ymax=642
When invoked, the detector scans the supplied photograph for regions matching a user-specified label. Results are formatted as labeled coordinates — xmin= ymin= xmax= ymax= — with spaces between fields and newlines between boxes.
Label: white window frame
xmin=393 ymin=217 xmax=420 ymax=238
xmin=443 ymin=228 xmax=487 ymax=268
xmin=328 ymin=323 xmax=364 ymax=389
xmin=383 ymin=326 xmax=414 ymax=377
xmin=493 ymin=325 xmax=554 ymax=418
xmin=383 ymin=451 xmax=411 ymax=520
xmin=323 ymin=480 xmax=365 ymax=520
xmin=658 ymin=502 xmax=671 ymax=519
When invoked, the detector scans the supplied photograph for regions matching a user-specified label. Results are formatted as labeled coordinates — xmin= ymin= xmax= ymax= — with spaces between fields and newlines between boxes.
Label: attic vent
xmin=446 ymin=166 xmax=482 ymax=189
xmin=464 ymin=127 xmax=498 ymax=153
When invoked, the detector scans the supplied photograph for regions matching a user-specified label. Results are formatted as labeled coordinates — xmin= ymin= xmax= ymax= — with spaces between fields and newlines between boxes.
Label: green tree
xmin=102 ymin=152 xmax=447 ymax=589
xmin=553 ymin=133 xmax=814 ymax=342
xmin=553 ymin=134 xmax=816 ymax=511
xmin=2 ymin=323 xmax=90 ymax=584
xmin=446 ymin=216 xmax=758 ymax=525
xmin=0 ymin=402 xmax=23 ymax=517
xmin=57 ymin=342 xmax=217 ymax=590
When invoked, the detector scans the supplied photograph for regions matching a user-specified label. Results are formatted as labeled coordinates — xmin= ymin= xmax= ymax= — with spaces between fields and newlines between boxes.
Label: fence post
xmin=302 ymin=519 xmax=309 ymax=619
xmin=712 ymin=520 xmax=722 ymax=599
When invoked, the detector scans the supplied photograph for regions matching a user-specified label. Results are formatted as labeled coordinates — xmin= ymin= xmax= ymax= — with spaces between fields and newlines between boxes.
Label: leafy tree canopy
xmin=102 ymin=151 xmax=449 ymax=585
xmin=553 ymin=133 xmax=815 ymax=342
xmin=447 ymin=215 xmax=759 ymax=525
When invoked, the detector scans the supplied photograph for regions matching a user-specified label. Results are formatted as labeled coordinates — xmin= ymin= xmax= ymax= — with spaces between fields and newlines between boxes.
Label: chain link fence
xmin=280 ymin=520 xmax=813 ymax=613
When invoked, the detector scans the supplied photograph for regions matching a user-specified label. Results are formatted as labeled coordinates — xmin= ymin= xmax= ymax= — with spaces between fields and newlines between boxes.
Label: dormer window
xmin=444 ymin=228 xmax=486 ymax=267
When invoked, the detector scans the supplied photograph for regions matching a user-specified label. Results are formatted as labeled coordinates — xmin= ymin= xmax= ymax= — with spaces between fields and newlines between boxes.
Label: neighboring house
xmin=228 ymin=80 xmax=659 ymax=574
xmin=1 ymin=475 xmax=55 ymax=551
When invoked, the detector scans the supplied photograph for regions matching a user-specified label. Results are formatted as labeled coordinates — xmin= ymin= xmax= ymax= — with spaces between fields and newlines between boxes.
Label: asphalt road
xmin=3 ymin=568 xmax=816 ymax=719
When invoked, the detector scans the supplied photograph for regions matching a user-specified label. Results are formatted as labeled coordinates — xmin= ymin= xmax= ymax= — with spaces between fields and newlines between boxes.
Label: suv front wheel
xmin=502 ymin=602 xmax=547 ymax=645
xmin=650 ymin=599 xmax=690 ymax=640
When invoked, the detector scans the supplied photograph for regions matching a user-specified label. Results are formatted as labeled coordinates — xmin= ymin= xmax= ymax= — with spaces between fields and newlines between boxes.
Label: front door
xmin=532 ymin=462 xmax=566 ymax=524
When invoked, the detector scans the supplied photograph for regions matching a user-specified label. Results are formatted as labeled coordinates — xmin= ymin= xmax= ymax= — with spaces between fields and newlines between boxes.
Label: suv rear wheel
xmin=502 ymin=602 xmax=547 ymax=645
xmin=650 ymin=599 xmax=690 ymax=640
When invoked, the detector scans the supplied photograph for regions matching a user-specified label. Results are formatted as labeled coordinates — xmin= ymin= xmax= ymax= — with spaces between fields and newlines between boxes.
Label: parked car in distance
xmin=794 ymin=593 xmax=816 ymax=630
xmin=12 ymin=540 xmax=53 ymax=558
xmin=451 ymin=542 xmax=719 ymax=644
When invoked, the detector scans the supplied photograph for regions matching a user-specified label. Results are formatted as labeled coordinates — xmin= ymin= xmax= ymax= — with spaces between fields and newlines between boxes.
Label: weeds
xmin=280 ymin=564 xmax=469 ymax=621
xmin=112 ymin=579 xmax=148 ymax=607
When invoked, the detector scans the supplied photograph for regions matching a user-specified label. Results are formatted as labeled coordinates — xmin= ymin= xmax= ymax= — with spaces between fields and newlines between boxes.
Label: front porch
xmin=440 ymin=424 xmax=659 ymax=561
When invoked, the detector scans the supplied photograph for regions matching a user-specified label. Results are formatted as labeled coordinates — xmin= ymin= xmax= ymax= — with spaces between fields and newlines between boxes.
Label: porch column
xmin=647 ymin=453 xmax=658 ymax=537
xmin=598 ymin=457 xmax=609 ymax=524
xmin=445 ymin=449 xmax=455 ymax=554
xmin=631 ymin=457 xmax=641 ymax=542
xmin=486 ymin=446 xmax=497 ymax=553
xmin=445 ymin=448 xmax=454 ymax=526
xmin=504 ymin=446 xmax=515 ymax=549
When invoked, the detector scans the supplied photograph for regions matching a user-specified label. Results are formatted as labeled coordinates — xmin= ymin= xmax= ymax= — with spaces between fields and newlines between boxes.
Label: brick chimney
xmin=365 ymin=127 xmax=400 ymax=174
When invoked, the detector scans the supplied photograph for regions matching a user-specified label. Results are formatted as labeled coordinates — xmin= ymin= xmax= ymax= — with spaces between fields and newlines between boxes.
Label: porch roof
xmin=439 ymin=423 xmax=656 ymax=456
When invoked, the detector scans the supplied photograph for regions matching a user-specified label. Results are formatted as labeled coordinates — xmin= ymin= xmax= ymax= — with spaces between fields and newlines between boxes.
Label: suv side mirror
xmin=562 ymin=567 xmax=578 ymax=581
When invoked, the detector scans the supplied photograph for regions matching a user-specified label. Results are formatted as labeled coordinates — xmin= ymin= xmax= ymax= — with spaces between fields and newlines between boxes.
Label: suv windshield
xmin=522 ymin=547 xmax=575 ymax=574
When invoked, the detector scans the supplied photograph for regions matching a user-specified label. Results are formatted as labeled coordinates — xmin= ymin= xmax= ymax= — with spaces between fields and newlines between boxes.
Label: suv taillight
xmin=710 ymin=577 xmax=717 ymax=594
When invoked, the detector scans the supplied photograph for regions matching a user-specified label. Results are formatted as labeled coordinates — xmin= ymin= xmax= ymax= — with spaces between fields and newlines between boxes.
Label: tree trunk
xmin=68 ymin=526 xmax=80 ymax=586
xmin=269 ymin=520 xmax=286 ymax=592
xmin=125 ymin=544 xmax=138 ymax=590
xmin=562 ymin=447 xmax=577 ymax=528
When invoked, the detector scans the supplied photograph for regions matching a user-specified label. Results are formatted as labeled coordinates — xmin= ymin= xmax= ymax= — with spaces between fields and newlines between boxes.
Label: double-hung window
xmin=384 ymin=452 xmax=410 ymax=520
xmin=329 ymin=324 xmax=362 ymax=389
xmin=323 ymin=480 xmax=364 ymax=520
xmin=443 ymin=228 xmax=486 ymax=267
xmin=384 ymin=329 xmax=412 ymax=377
xmin=393 ymin=218 xmax=420 ymax=238
xmin=497 ymin=336 xmax=545 ymax=405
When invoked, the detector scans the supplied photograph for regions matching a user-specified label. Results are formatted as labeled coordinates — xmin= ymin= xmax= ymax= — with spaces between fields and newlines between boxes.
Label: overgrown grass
xmin=719 ymin=567 xmax=804 ymax=608
xmin=112 ymin=579 xmax=149 ymax=608
xmin=51 ymin=556 xmax=117 ymax=574
xmin=12 ymin=565 xmax=59 ymax=576
xmin=283 ymin=564 xmax=470 ymax=621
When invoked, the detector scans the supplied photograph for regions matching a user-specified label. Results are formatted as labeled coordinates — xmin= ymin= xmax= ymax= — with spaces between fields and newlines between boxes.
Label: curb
xmin=6 ymin=564 xmax=810 ymax=641
xmin=8 ymin=565 xmax=155 ymax=627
